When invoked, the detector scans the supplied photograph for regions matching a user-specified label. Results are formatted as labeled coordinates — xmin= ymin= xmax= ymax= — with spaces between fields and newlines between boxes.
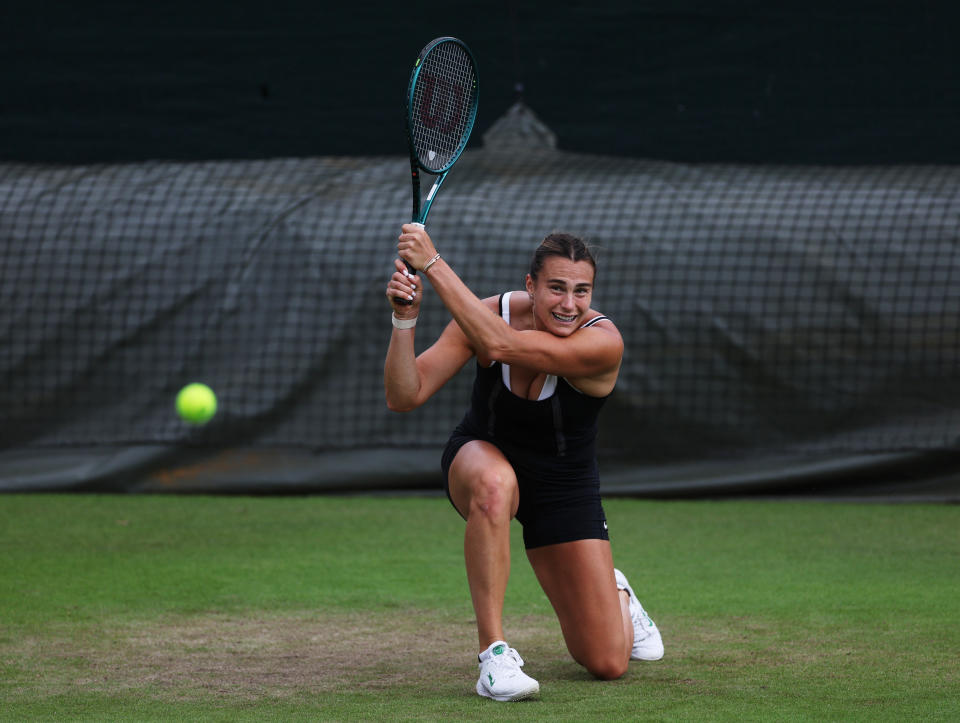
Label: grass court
xmin=1 ymin=494 xmax=957 ymax=720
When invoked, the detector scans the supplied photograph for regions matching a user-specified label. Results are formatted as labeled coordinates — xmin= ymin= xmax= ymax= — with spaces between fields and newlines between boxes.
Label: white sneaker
xmin=615 ymin=568 xmax=664 ymax=661
xmin=476 ymin=641 xmax=540 ymax=701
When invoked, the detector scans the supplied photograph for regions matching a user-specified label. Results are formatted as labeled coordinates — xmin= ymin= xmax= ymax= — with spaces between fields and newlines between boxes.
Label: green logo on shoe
xmin=492 ymin=644 xmax=505 ymax=656
xmin=488 ymin=673 xmax=495 ymax=686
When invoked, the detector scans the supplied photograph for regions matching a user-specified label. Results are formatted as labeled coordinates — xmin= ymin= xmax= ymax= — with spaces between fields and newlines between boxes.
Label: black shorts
xmin=441 ymin=425 xmax=609 ymax=550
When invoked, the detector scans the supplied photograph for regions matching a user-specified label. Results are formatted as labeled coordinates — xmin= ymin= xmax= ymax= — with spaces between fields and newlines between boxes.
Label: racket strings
xmin=410 ymin=43 xmax=477 ymax=172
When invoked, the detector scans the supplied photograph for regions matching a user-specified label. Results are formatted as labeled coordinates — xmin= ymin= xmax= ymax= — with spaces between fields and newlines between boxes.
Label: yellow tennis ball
xmin=176 ymin=383 xmax=217 ymax=424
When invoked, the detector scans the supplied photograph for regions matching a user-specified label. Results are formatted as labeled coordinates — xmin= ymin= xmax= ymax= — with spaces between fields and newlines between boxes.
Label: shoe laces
xmin=486 ymin=646 xmax=525 ymax=672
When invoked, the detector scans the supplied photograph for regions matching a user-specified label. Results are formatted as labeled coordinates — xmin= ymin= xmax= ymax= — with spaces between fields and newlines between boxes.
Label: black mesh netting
xmin=2 ymin=106 xmax=959 ymax=475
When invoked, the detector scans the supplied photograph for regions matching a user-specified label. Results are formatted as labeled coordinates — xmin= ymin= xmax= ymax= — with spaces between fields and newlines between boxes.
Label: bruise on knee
xmin=469 ymin=470 xmax=516 ymax=521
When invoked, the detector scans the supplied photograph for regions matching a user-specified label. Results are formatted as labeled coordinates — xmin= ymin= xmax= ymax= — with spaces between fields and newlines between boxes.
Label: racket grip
xmin=402 ymin=222 xmax=425 ymax=274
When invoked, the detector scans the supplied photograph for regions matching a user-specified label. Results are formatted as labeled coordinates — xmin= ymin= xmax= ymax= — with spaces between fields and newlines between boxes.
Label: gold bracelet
xmin=422 ymin=253 xmax=441 ymax=273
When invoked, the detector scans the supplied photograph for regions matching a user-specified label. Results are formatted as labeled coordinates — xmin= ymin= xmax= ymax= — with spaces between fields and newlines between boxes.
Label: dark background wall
xmin=3 ymin=2 xmax=959 ymax=499
xmin=2 ymin=1 xmax=958 ymax=164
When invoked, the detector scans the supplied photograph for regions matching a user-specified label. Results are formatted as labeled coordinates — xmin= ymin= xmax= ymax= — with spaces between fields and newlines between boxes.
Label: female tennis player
xmin=384 ymin=224 xmax=663 ymax=702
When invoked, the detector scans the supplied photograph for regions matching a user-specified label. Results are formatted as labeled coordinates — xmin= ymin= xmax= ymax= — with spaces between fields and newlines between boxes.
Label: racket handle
xmin=396 ymin=221 xmax=420 ymax=303
xmin=395 ymin=259 xmax=415 ymax=304
xmin=402 ymin=222 xmax=425 ymax=274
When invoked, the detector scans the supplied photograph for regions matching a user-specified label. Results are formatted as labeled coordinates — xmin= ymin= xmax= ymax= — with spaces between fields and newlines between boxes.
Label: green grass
xmin=0 ymin=494 xmax=957 ymax=721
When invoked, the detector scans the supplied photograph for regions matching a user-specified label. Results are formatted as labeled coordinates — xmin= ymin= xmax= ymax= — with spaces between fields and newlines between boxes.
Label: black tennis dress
xmin=441 ymin=291 xmax=613 ymax=549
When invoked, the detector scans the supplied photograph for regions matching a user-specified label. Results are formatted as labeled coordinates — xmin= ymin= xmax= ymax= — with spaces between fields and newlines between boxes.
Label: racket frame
xmin=404 ymin=36 xmax=479 ymax=228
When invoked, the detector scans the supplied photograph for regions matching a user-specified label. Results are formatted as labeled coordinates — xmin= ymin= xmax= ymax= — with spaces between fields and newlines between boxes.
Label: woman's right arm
xmin=384 ymin=259 xmax=475 ymax=412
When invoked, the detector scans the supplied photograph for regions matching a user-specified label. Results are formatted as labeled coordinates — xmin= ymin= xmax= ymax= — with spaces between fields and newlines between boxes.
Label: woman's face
xmin=525 ymin=255 xmax=596 ymax=336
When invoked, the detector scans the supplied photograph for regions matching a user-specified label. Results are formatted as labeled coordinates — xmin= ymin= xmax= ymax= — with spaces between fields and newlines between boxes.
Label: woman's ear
xmin=525 ymin=274 xmax=534 ymax=296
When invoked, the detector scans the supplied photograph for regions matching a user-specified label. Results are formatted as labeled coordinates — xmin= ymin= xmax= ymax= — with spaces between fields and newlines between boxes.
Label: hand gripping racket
xmin=401 ymin=36 xmax=479 ymax=278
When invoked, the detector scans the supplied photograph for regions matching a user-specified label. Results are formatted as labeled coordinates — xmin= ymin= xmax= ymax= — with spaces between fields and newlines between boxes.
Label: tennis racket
xmin=400 ymin=36 xmax=479 ymax=278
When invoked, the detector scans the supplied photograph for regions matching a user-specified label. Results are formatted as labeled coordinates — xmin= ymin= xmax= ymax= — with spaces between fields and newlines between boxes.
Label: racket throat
xmin=416 ymin=171 xmax=449 ymax=225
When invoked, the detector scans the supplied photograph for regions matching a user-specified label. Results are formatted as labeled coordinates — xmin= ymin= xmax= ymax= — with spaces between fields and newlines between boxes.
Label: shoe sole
xmin=476 ymin=681 xmax=540 ymax=702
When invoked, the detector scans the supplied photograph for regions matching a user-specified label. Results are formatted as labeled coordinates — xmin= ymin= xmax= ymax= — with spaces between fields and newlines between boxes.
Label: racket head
xmin=406 ymin=37 xmax=479 ymax=175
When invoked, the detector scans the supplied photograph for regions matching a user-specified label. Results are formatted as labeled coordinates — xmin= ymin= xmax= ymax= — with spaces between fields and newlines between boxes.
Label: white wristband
xmin=392 ymin=312 xmax=418 ymax=329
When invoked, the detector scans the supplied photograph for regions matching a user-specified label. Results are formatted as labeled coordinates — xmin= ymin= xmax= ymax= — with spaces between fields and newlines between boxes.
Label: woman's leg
xmin=447 ymin=440 xmax=520 ymax=652
xmin=526 ymin=539 xmax=632 ymax=680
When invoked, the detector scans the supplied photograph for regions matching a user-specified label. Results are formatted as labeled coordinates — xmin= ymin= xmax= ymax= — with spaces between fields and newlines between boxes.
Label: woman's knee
xmin=448 ymin=442 xmax=519 ymax=522
xmin=579 ymin=650 xmax=629 ymax=681
xmin=467 ymin=466 xmax=518 ymax=519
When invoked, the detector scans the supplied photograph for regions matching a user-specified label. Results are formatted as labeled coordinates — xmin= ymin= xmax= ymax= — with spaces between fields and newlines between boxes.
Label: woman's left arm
xmin=397 ymin=224 xmax=515 ymax=355
xmin=397 ymin=224 xmax=623 ymax=385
